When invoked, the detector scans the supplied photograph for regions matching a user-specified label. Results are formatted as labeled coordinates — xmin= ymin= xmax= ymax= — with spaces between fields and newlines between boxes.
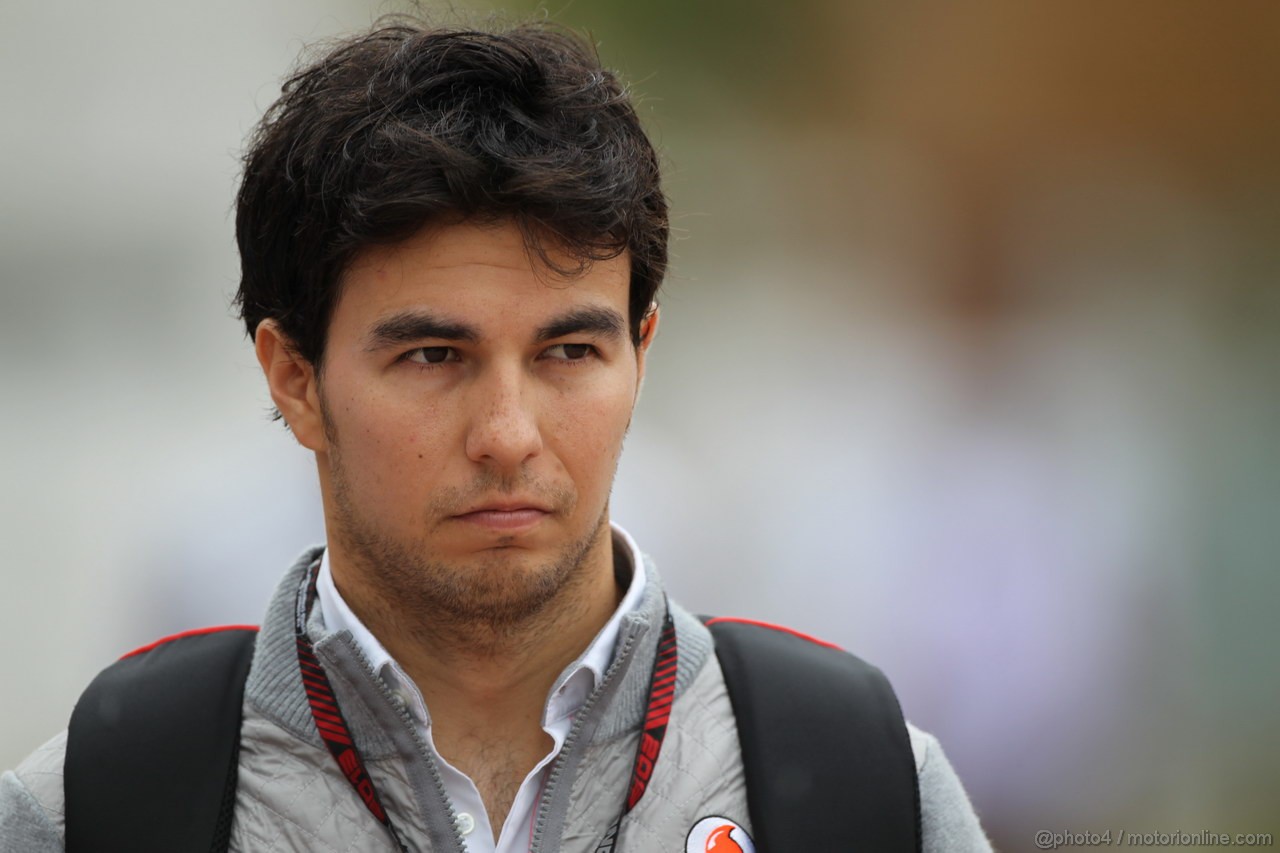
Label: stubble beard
xmin=324 ymin=427 xmax=615 ymax=656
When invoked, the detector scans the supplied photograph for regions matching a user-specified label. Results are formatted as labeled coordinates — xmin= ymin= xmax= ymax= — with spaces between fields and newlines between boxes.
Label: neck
xmin=393 ymin=564 xmax=620 ymax=729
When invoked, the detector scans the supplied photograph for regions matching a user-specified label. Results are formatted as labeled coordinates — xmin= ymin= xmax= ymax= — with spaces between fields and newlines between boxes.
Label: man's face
xmin=302 ymin=220 xmax=649 ymax=627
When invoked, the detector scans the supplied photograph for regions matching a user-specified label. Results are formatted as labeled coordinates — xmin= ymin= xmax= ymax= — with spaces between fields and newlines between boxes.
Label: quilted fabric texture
xmin=227 ymin=649 xmax=749 ymax=853
xmin=221 ymin=548 xmax=728 ymax=852
xmin=230 ymin=714 xmax=406 ymax=852
xmin=3 ymin=731 xmax=67 ymax=844
xmin=559 ymin=659 xmax=751 ymax=852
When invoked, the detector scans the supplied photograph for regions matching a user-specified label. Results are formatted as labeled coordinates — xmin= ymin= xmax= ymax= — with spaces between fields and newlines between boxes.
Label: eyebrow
xmin=364 ymin=311 xmax=480 ymax=351
xmin=533 ymin=307 xmax=627 ymax=344
xmin=363 ymin=305 xmax=628 ymax=352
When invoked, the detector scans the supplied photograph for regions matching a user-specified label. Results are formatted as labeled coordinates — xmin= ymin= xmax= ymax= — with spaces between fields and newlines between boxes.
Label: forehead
xmin=333 ymin=221 xmax=630 ymax=332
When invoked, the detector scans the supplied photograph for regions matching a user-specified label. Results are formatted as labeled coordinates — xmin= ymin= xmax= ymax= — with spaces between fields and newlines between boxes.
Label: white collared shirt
xmin=316 ymin=522 xmax=648 ymax=853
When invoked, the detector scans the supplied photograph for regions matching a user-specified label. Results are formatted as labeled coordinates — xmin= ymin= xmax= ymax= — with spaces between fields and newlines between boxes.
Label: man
xmin=1 ymin=19 xmax=991 ymax=852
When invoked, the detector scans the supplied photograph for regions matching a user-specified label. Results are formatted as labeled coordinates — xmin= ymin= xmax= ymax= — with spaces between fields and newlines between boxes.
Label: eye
xmin=543 ymin=343 xmax=597 ymax=362
xmin=403 ymin=346 xmax=459 ymax=365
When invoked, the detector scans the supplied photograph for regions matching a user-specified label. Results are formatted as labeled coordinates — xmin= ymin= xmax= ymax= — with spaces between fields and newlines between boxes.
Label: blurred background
xmin=2 ymin=0 xmax=1277 ymax=848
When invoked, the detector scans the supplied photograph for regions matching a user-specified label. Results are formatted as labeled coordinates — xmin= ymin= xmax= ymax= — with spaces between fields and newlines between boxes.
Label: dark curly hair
xmin=234 ymin=19 xmax=668 ymax=367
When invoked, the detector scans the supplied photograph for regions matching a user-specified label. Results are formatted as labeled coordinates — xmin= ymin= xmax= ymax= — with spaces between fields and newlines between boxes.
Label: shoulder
xmin=1 ymin=730 xmax=67 ymax=852
xmin=906 ymin=722 xmax=994 ymax=853
xmin=693 ymin=613 xmax=994 ymax=852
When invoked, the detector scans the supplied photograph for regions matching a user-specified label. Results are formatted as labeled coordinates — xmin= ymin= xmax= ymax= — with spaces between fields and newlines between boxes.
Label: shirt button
xmin=456 ymin=812 xmax=476 ymax=835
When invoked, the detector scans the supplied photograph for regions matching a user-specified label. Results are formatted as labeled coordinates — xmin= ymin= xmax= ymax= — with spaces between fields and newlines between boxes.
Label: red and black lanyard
xmin=294 ymin=560 xmax=678 ymax=853
xmin=295 ymin=564 xmax=409 ymax=851
xmin=594 ymin=608 xmax=678 ymax=852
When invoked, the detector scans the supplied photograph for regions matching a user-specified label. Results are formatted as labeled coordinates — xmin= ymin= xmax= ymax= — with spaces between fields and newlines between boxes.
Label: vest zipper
xmin=529 ymin=629 xmax=641 ymax=853
xmin=342 ymin=639 xmax=469 ymax=853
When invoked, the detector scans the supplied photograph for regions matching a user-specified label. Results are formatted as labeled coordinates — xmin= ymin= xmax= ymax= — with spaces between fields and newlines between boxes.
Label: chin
xmin=353 ymin=517 xmax=607 ymax=627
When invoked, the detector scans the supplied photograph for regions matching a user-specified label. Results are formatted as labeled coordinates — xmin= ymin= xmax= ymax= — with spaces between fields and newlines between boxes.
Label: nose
xmin=464 ymin=363 xmax=543 ymax=470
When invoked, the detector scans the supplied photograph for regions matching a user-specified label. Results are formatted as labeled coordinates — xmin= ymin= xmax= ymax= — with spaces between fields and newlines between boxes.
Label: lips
xmin=450 ymin=500 xmax=553 ymax=532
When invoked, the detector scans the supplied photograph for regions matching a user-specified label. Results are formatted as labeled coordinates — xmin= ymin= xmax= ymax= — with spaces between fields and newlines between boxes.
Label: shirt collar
xmin=316 ymin=521 xmax=648 ymax=718
xmin=316 ymin=547 xmax=395 ymax=675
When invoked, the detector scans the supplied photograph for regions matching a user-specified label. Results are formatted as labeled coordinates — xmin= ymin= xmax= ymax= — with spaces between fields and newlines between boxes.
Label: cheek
xmin=330 ymin=383 xmax=458 ymax=479
xmin=547 ymin=379 xmax=636 ymax=472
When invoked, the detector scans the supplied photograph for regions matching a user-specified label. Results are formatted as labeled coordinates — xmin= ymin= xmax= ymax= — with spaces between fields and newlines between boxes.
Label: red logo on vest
xmin=686 ymin=816 xmax=754 ymax=853
xmin=706 ymin=823 xmax=744 ymax=853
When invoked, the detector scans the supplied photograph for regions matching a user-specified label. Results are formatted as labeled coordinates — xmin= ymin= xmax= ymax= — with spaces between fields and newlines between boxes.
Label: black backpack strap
xmin=703 ymin=617 xmax=922 ymax=853
xmin=65 ymin=626 xmax=258 ymax=853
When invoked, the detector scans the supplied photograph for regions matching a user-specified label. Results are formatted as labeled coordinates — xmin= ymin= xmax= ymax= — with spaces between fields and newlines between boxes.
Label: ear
xmin=254 ymin=319 xmax=328 ymax=452
xmin=635 ymin=304 xmax=660 ymax=391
